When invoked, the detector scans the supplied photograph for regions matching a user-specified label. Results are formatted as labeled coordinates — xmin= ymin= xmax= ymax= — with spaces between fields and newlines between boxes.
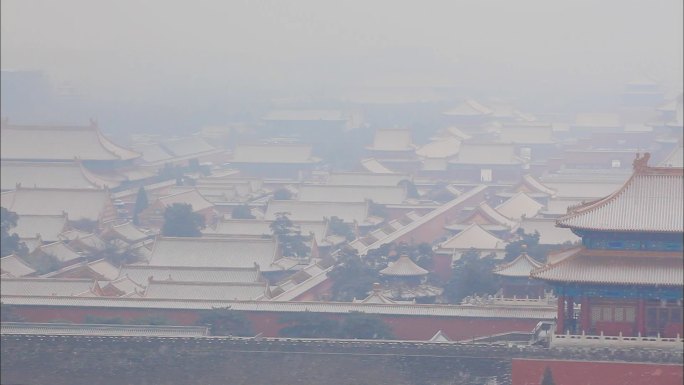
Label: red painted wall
xmin=12 ymin=305 xmax=542 ymax=341
xmin=512 ymin=359 xmax=683 ymax=385
xmin=392 ymin=188 xmax=487 ymax=246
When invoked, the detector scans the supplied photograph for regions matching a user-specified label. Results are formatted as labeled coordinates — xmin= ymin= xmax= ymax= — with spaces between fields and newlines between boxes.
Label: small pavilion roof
xmin=495 ymin=192 xmax=543 ymax=220
xmin=379 ymin=255 xmax=428 ymax=277
xmin=530 ymin=248 xmax=684 ymax=286
xmin=557 ymin=154 xmax=683 ymax=233
xmin=493 ymin=251 xmax=543 ymax=278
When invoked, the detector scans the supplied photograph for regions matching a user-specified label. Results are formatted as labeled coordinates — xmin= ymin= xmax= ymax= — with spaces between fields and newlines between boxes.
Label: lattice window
xmin=591 ymin=307 xmax=602 ymax=321
xmin=625 ymin=307 xmax=636 ymax=322
xmin=602 ymin=307 xmax=612 ymax=321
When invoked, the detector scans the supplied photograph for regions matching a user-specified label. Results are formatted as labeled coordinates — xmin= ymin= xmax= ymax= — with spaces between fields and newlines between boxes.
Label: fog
xmin=1 ymin=0 xmax=683 ymax=131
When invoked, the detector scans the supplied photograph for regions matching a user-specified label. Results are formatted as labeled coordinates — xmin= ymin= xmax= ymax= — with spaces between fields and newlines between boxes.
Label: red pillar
xmin=566 ymin=296 xmax=574 ymax=333
xmin=636 ymin=299 xmax=646 ymax=336
xmin=580 ymin=296 xmax=590 ymax=333
xmin=557 ymin=295 xmax=565 ymax=333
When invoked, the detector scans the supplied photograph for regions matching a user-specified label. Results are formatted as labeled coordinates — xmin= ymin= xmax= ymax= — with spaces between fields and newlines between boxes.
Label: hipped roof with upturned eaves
xmin=557 ymin=155 xmax=683 ymax=233
xmin=379 ymin=255 xmax=428 ymax=277
xmin=492 ymin=252 xmax=543 ymax=278
xmin=0 ymin=122 xmax=140 ymax=161
xmin=530 ymin=248 xmax=683 ymax=286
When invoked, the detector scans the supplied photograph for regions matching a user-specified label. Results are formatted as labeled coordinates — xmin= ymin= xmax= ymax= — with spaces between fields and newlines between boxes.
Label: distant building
xmin=0 ymin=120 xmax=140 ymax=166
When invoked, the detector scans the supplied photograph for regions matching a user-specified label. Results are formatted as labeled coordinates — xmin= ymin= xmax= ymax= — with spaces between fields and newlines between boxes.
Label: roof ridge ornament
xmin=632 ymin=152 xmax=651 ymax=172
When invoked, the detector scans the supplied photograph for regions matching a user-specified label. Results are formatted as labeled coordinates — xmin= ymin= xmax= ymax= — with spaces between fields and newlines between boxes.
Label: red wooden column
xmin=557 ymin=295 xmax=565 ymax=333
xmin=580 ymin=296 xmax=590 ymax=333
xmin=636 ymin=299 xmax=646 ymax=336
xmin=566 ymin=296 xmax=574 ymax=333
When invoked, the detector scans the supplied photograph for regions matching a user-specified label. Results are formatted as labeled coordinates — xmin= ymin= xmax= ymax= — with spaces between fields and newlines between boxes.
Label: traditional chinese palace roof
xmin=379 ymin=255 xmax=428 ymax=277
xmin=0 ymin=122 xmax=140 ymax=161
xmin=530 ymin=248 xmax=683 ymax=286
xmin=493 ymin=251 xmax=543 ymax=278
xmin=557 ymin=154 xmax=683 ymax=233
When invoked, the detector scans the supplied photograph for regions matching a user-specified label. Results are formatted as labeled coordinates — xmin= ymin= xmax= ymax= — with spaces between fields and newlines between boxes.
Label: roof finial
xmin=633 ymin=152 xmax=651 ymax=172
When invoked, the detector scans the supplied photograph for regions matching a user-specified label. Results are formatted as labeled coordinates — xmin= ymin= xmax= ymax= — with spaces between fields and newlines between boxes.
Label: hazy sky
xmin=2 ymin=0 xmax=683 ymax=106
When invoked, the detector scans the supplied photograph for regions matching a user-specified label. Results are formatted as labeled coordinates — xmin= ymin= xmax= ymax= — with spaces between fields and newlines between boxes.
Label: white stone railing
xmin=461 ymin=294 xmax=557 ymax=307
xmin=550 ymin=330 xmax=684 ymax=350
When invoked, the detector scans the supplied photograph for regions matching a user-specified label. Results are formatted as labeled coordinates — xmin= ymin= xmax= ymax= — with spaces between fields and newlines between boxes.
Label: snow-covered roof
xmin=231 ymin=144 xmax=321 ymax=164
xmin=0 ymin=255 xmax=36 ymax=277
xmin=518 ymin=218 xmax=580 ymax=245
xmin=12 ymin=214 xmax=68 ymax=242
xmin=144 ymin=280 xmax=269 ymax=301
xmin=557 ymin=160 xmax=683 ymax=233
xmin=1 ymin=188 xmax=113 ymax=222
xmin=147 ymin=237 xmax=295 ymax=272
xmin=531 ymin=248 xmax=683 ymax=286
xmin=298 ymin=184 xmax=406 ymax=204
xmin=360 ymin=158 xmax=396 ymax=174
xmin=492 ymin=252 xmax=543 ymax=278
xmin=379 ymin=255 xmax=428 ymax=276
xmin=0 ymin=295 xmax=557 ymax=320
xmin=120 ymin=265 xmax=261 ymax=285
xmin=439 ymin=224 xmax=506 ymax=250
xmin=495 ymin=192 xmax=544 ymax=220
xmin=449 ymin=143 xmax=522 ymax=165
xmin=265 ymin=200 xmax=371 ymax=224
xmin=1 ymin=161 xmax=117 ymax=190
xmin=0 ymin=277 xmax=98 ymax=296
xmin=367 ymin=128 xmax=414 ymax=152
xmin=0 ymin=122 xmax=140 ymax=161
xmin=415 ymin=137 xmax=461 ymax=159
